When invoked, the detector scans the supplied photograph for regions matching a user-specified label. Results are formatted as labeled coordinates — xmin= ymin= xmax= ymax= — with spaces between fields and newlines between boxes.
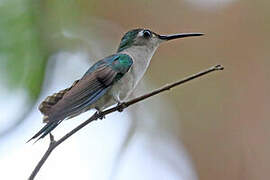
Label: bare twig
xmin=28 ymin=64 xmax=224 ymax=180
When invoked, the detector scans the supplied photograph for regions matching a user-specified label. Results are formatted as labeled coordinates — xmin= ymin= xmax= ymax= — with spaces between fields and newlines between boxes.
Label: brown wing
xmin=28 ymin=65 xmax=118 ymax=142
xmin=38 ymin=80 xmax=79 ymax=122
xmin=45 ymin=65 xmax=117 ymax=123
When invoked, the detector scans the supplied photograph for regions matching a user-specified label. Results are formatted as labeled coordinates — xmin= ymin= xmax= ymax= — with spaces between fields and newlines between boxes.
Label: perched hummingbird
xmin=28 ymin=28 xmax=203 ymax=142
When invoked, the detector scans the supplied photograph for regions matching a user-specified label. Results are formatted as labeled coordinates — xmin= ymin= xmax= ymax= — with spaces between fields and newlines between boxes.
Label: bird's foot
xmin=117 ymin=102 xmax=127 ymax=112
xmin=95 ymin=107 xmax=106 ymax=120
xmin=113 ymin=97 xmax=127 ymax=112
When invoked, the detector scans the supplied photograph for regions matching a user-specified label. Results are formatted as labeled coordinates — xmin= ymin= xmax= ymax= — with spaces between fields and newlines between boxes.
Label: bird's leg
xmin=113 ymin=96 xmax=126 ymax=112
xmin=95 ymin=107 xmax=105 ymax=120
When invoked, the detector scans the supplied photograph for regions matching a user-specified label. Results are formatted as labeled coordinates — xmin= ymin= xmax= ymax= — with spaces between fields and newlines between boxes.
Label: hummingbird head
xmin=117 ymin=28 xmax=204 ymax=52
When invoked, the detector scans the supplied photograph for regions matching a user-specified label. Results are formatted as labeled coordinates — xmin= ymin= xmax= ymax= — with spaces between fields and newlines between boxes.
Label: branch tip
xmin=214 ymin=65 xmax=224 ymax=71
xmin=49 ymin=133 xmax=55 ymax=143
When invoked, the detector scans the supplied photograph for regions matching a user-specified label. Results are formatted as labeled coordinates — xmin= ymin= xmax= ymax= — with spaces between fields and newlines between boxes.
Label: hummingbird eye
xmin=143 ymin=30 xmax=152 ymax=39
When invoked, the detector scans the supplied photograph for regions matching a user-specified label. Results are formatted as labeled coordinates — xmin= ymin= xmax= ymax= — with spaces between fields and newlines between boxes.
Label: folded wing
xmin=28 ymin=54 xmax=133 ymax=142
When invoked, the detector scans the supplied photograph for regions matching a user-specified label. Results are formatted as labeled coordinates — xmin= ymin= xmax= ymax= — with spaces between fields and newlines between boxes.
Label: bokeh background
xmin=0 ymin=0 xmax=269 ymax=179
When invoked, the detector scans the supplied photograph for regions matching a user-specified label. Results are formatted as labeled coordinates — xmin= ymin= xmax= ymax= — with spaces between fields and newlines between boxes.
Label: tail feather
xmin=28 ymin=80 xmax=81 ymax=143
xmin=27 ymin=120 xmax=61 ymax=143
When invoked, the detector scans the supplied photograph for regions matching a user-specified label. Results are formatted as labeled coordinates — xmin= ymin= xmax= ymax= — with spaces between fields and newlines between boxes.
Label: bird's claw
xmin=96 ymin=107 xmax=106 ymax=120
xmin=117 ymin=102 xmax=127 ymax=112
xmin=97 ymin=111 xmax=105 ymax=120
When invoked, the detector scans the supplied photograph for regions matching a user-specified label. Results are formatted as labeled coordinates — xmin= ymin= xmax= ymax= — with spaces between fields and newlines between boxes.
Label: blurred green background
xmin=1 ymin=0 xmax=270 ymax=179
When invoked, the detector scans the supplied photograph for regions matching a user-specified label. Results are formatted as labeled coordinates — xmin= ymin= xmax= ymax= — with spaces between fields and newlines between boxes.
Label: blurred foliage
xmin=0 ymin=0 xmax=47 ymax=100
xmin=0 ymin=0 xmax=102 ymax=136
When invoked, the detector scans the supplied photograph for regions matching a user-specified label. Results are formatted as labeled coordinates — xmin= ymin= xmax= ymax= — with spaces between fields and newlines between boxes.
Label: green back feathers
xmin=117 ymin=29 xmax=142 ymax=52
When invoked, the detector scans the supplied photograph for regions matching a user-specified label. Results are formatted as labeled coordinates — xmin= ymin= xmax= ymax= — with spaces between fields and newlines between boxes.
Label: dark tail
xmin=27 ymin=120 xmax=61 ymax=143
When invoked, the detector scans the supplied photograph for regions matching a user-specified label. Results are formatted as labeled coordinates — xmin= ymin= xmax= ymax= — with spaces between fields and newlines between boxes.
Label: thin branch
xmin=28 ymin=64 xmax=224 ymax=180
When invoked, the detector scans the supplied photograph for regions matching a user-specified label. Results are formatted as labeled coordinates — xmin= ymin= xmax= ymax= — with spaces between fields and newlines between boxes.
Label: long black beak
xmin=158 ymin=33 xmax=204 ymax=41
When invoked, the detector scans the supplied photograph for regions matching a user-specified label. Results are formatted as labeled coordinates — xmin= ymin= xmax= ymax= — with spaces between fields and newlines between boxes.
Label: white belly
xmin=109 ymin=46 xmax=157 ymax=102
xmin=110 ymin=67 xmax=137 ymax=101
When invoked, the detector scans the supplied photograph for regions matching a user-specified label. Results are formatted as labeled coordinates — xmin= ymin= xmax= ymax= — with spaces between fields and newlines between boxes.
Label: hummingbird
xmin=28 ymin=28 xmax=203 ymax=142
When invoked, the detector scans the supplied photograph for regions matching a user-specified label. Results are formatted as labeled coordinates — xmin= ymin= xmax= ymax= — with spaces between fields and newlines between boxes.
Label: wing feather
xmin=28 ymin=53 xmax=133 ymax=142
xmin=39 ymin=80 xmax=79 ymax=117
xmin=47 ymin=65 xmax=118 ymax=121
